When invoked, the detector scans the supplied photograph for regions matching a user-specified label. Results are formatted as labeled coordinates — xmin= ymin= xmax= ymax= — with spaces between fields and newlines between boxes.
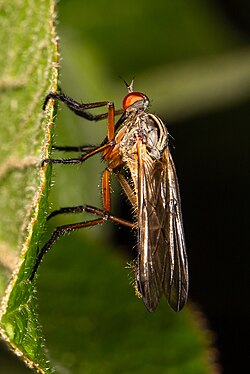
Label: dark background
xmin=159 ymin=102 xmax=250 ymax=373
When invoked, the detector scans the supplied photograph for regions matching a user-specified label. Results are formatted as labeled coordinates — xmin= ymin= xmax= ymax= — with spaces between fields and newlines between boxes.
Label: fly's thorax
xmin=119 ymin=112 xmax=168 ymax=162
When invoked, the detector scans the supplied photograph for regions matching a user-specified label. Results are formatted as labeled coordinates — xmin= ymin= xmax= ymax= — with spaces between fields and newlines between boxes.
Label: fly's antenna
xmin=123 ymin=78 xmax=135 ymax=93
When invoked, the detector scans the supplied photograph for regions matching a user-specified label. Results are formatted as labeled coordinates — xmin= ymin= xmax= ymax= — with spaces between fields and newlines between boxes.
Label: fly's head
xmin=123 ymin=92 xmax=149 ymax=113
xmin=122 ymin=80 xmax=149 ymax=114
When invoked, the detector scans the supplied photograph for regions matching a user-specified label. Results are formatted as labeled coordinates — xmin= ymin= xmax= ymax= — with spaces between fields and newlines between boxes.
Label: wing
xmin=136 ymin=143 xmax=188 ymax=312
xmin=162 ymin=148 xmax=188 ymax=312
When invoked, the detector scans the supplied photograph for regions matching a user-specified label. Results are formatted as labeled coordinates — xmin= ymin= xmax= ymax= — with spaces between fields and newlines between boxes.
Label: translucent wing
xmin=162 ymin=148 xmax=188 ymax=311
xmin=136 ymin=143 xmax=188 ymax=312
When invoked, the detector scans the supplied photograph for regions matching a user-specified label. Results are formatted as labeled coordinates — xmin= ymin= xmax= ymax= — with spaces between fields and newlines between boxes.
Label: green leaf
xmin=0 ymin=0 xmax=58 ymax=372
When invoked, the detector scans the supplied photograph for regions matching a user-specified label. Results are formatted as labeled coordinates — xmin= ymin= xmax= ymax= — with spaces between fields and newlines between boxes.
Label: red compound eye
xmin=122 ymin=92 xmax=146 ymax=110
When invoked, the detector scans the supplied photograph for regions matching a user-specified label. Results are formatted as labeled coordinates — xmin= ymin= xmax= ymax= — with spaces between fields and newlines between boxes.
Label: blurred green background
xmin=2 ymin=0 xmax=250 ymax=372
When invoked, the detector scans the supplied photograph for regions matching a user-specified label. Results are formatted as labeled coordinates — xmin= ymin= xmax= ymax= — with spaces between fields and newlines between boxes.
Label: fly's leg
xmin=44 ymin=90 xmax=124 ymax=122
xmin=43 ymin=91 xmax=117 ymax=165
xmin=116 ymin=172 xmax=137 ymax=210
xmin=41 ymin=142 xmax=114 ymax=166
xmin=29 ymin=205 xmax=133 ymax=281
xmin=29 ymin=167 xmax=133 ymax=281
xmin=52 ymin=145 xmax=97 ymax=153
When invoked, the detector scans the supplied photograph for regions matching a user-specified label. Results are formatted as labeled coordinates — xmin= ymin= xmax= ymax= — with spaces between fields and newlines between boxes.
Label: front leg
xmin=44 ymin=90 xmax=123 ymax=122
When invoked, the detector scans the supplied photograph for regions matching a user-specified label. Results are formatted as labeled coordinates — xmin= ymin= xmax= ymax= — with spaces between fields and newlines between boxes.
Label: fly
xmin=30 ymin=80 xmax=188 ymax=312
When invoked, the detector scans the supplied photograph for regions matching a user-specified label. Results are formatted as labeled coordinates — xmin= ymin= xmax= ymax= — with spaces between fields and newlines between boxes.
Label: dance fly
xmin=30 ymin=80 xmax=188 ymax=312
